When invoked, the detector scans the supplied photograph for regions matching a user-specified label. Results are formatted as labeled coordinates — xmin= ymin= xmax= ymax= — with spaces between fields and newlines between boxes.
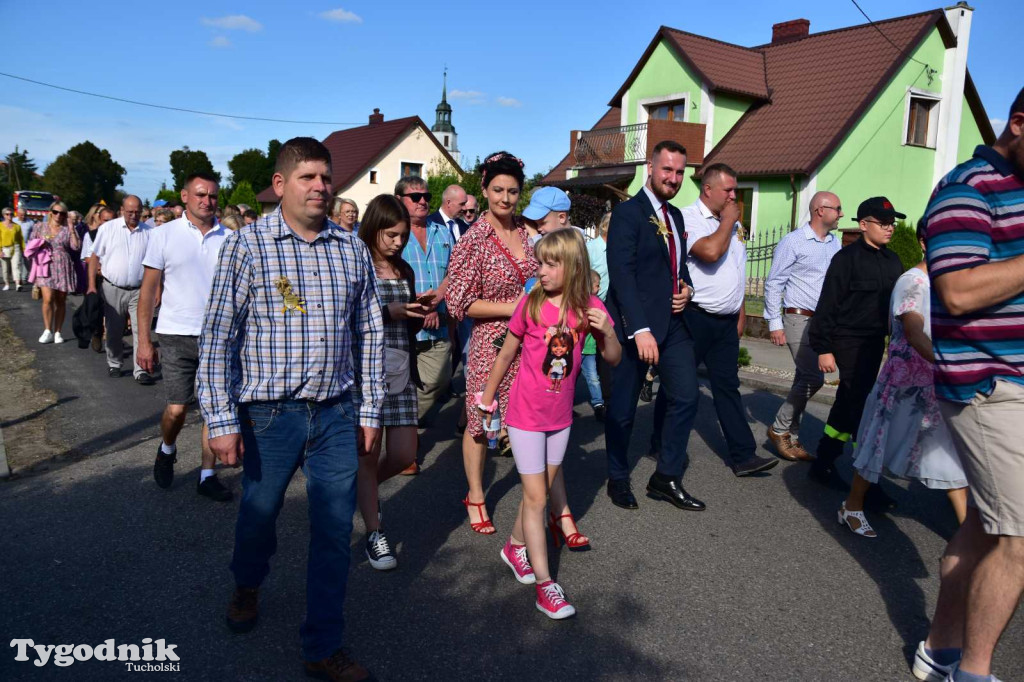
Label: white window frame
xmin=637 ymin=92 xmax=691 ymax=125
xmin=902 ymin=88 xmax=941 ymax=149
xmin=736 ymin=181 xmax=759 ymax=240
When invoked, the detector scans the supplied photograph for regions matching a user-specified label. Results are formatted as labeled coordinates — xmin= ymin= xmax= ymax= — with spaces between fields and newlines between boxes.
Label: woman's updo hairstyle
xmin=478 ymin=151 xmax=525 ymax=189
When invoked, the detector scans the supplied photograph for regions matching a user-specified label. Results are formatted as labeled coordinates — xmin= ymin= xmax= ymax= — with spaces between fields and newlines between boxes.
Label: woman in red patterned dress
xmin=446 ymin=152 xmax=538 ymax=533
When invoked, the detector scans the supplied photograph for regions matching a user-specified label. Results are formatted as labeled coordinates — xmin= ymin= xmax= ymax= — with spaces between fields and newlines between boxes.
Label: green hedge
xmin=888 ymin=221 xmax=922 ymax=271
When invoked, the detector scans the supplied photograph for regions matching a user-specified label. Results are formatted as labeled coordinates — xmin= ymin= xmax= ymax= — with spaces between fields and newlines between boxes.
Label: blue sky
xmin=0 ymin=0 xmax=1017 ymax=201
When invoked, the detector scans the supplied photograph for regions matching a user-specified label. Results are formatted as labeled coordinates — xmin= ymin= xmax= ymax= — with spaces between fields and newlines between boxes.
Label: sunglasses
xmin=402 ymin=192 xmax=432 ymax=204
xmin=464 ymin=208 xmax=477 ymax=213
xmin=51 ymin=209 xmax=68 ymax=216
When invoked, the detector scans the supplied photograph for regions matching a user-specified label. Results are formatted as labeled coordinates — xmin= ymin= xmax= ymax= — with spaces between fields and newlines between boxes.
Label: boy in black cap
xmin=807 ymin=196 xmax=906 ymax=490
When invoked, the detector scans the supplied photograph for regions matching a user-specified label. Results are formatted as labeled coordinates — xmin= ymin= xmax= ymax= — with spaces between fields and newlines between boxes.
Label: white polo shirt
xmin=142 ymin=215 xmax=229 ymax=336
xmin=682 ymin=199 xmax=746 ymax=315
xmin=91 ymin=218 xmax=153 ymax=288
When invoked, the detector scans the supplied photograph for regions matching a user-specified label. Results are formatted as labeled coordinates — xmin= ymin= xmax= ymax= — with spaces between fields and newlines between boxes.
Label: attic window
xmin=401 ymin=162 xmax=423 ymax=178
xmin=647 ymin=99 xmax=687 ymax=122
xmin=369 ymin=169 xmax=378 ymax=184
xmin=904 ymin=91 xmax=940 ymax=148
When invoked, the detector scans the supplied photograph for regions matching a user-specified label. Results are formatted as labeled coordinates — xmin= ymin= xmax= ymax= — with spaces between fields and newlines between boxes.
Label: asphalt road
xmin=1 ymin=290 xmax=1021 ymax=681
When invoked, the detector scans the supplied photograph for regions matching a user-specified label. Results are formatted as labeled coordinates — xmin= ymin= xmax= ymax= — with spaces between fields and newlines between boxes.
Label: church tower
xmin=431 ymin=68 xmax=460 ymax=166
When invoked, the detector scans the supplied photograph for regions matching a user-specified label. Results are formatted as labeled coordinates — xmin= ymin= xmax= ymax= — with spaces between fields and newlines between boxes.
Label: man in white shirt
xmin=653 ymin=163 xmax=777 ymax=477
xmin=137 ymin=173 xmax=231 ymax=501
xmin=87 ymin=196 xmax=153 ymax=382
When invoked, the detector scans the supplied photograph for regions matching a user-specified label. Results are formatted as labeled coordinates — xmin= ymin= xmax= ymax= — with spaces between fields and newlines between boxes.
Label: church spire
xmin=442 ymin=66 xmax=448 ymax=104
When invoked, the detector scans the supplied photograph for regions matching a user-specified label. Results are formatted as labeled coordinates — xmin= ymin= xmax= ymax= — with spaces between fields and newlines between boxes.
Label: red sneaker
xmin=500 ymin=539 xmax=535 ymax=584
xmin=535 ymin=580 xmax=576 ymax=620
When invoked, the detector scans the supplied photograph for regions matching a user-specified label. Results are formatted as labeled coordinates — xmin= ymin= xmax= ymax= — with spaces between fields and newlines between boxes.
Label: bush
xmin=737 ymin=346 xmax=751 ymax=368
xmin=888 ymin=221 xmax=922 ymax=271
xmin=228 ymin=181 xmax=260 ymax=213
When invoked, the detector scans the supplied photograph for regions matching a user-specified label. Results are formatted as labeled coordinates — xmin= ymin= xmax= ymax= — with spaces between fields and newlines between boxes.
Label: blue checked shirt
xmin=763 ymin=223 xmax=841 ymax=332
xmin=197 ymin=208 xmax=386 ymax=436
xmin=402 ymin=219 xmax=453 ymax=342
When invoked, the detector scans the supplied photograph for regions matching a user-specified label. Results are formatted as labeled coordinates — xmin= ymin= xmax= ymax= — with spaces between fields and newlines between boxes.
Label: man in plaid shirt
xmin=197 ymin=137 xmax=384 ymax=682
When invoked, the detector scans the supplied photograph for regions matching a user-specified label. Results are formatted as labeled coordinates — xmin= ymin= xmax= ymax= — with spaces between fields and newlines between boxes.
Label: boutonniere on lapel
xmin=648 ymin=215 xmax=671 ymax=240
xmin=735 ymin=224 xmax=748 ymax=244
xmin=274 ymin=276 xmax=307 ymax=315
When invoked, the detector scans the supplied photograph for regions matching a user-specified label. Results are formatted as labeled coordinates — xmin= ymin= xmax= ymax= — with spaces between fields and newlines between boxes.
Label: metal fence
xmin=744 ymin=225 xmax=791 ymax=313
xmin=574 ymin=123 xmax=648 ymax=167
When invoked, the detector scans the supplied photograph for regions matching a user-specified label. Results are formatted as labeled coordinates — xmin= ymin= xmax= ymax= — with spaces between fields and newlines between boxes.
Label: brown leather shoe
xmin=305 ymin=649 xmax=371 ymax=681
xmin=766 ymin=429 xmax=813 ymax=461
xmin=788 ymin=438 xmax=814 ymax=461
xmin=226 ymin=587 xmax=259 ymax=633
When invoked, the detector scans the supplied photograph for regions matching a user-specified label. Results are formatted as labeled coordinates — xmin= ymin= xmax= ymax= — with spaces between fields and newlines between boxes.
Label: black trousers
xmin=653 ymin=307 xmax=756 ymax=467
xmin=816 ymin=335 xmax=886 ymax=464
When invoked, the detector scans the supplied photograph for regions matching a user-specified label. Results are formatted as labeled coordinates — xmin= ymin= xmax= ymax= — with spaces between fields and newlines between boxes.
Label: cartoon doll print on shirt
xmin=543 ymin=326 xmax=578 ymax=393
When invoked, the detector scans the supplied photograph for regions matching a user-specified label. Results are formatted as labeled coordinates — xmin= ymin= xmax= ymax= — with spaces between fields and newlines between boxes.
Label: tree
xmin=4 ymin=147 xmax=40 ymax=190
xmin=41 ymin=141 xmax=126 ymax=212
xmin=169 ymin=146 xmax=220 ymax=192
xmin=888 ymin=221 xmax=921 ymax=271
xmin=154 ymin=182 xmax=178 ymax=205
xmin=426 ymin=156 xmax=480 ymax=212
xmin=227 ymin=181 xmax=260 ymax=212
xmin=227 ymin=139 xmax=280 ymax=196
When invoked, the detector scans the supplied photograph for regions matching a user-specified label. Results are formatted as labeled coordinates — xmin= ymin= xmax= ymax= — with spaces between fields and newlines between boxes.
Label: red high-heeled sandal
xmin=462 ymin=496 xmax=496 ymax=534
xmin=549 ymin=512 xmax=590 ymax=551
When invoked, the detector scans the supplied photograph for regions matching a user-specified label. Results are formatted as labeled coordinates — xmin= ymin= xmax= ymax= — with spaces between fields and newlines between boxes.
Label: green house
xmin=541 ymin=4 xmax=995 ymax=239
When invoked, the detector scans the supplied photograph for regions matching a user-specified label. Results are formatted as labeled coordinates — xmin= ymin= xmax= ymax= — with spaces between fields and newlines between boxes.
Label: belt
xmin=103 ymin=277 xmax=140 ymax=291
xmin=416 ymin=339 xmax=448 ymax=352
xmin=692 ymin=304 xmax=738 ymax=320
xmin=783 ymin=307 xmax=814 ymax=317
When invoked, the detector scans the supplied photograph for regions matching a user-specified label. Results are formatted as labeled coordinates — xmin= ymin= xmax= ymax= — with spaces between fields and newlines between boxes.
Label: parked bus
xmin=12 ymin=190 xmax=59 ymax=220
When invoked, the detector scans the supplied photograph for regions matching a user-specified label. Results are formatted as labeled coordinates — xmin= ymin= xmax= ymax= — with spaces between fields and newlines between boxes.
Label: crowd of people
xmin=2 ymin=87 xmax=1023 ymax=682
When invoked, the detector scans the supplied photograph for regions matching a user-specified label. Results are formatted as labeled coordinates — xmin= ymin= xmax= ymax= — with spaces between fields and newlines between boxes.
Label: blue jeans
xmin=230 ymin=395 xmax=359 ymax=662
xmin=581 ymin=353 xmax=603 ymax=407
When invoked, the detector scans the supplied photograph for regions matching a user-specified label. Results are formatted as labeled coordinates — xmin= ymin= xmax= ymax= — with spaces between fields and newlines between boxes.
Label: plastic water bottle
xmin=483 ymin=406 xmax=501 ymax=450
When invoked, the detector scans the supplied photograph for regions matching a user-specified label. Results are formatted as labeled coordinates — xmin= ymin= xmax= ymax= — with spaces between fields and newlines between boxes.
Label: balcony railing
xmin=573 ymin=123 xmax=648 ymax=167
xmin=571 ymin=120 xmax=707 ymax=169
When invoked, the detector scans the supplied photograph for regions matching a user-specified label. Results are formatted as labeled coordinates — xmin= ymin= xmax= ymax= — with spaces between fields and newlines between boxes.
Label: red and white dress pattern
xmin=445 ymin=214 xmax=538 ymax=438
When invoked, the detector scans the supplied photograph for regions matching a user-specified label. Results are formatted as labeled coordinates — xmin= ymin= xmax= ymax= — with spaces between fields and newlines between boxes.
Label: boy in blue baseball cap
xmin=522 ymin=186 xmax=584 ymax=245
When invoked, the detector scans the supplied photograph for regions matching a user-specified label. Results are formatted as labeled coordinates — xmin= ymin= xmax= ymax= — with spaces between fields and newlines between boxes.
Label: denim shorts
xmin=158 ymin=334 xmax=199 ymax=405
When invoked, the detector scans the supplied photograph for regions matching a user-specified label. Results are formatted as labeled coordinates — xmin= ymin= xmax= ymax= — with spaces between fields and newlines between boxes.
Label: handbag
xmin=384 ymin=347 xmax=411 ymax=395
xmin=1 ymin=246 xmax=12 ymax=259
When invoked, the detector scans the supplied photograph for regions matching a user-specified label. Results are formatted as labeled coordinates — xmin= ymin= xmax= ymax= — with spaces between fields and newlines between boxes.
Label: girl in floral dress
xmin=839 ymin=228 xmax=968 ymax=537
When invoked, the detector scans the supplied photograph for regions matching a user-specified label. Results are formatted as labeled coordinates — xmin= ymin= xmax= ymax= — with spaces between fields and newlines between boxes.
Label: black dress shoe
xmin=593 ymin=404 xmax=606 ymax=423
xmin=197 ymin=474 xmax=233 ymax=502
xmin=808 ymin=460 xmax=849 ymax=491
xmin=135 ymin=372 xmax=155 ymax=386
xmin=732 ymin=454 xmax=779 ymax=477
xmin=108 ymin=367 xmax=121 ymax=378
xmin=607 ymin=479 xmax=638 ymax=510
xmin=154 ymin=446 xmax=176 ymax=489
xmin=646 ymin=474 xmax=706 ymax=511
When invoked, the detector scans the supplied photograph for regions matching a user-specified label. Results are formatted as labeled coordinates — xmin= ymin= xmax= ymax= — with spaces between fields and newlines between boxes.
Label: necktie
xmin=447 ymin=219 xmax=456 ymax=240
xmin=661 ymin=203 xmax=679 ymax=294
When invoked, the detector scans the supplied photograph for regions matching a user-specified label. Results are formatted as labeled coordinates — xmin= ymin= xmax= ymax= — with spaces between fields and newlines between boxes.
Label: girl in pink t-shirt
xmin=478 ymin=229 xmax=621 ymax=619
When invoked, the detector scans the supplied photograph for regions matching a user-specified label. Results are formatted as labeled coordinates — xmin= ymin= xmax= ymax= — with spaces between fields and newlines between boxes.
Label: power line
xmin=849 ymin=0 xmax=933 ymax=71
xmin=0 ymin=71 xmax=365 ymax=126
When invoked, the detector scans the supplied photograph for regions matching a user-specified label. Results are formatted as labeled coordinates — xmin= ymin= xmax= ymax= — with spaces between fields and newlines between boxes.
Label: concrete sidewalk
xmin=735 ymin=336 xmax=839 ymax=405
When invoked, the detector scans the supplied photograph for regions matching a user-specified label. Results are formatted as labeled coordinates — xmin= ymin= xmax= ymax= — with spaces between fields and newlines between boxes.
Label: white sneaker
xmin=38 ymin=330 xmax=53 ymax=344
xmin=914 ymin=642 xmax=957 ymax=681
xmin=53 ymin=332 xmax=64 ymax=344
xmin=2 ymin=284 xmax=9 ymax=291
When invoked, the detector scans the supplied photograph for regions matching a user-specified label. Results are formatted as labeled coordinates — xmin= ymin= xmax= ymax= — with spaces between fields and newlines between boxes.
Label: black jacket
xmin=72 ymin=292 xmax=104 ymax=349
xmin=809 ymin=237 xmax=904 ymax=354
xmin=606 ymin=190 xmax=693 ymax=344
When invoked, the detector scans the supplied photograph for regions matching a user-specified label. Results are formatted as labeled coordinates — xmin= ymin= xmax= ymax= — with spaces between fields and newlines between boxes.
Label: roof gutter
xmin=790 ymin=174 xmax=798 ymax=229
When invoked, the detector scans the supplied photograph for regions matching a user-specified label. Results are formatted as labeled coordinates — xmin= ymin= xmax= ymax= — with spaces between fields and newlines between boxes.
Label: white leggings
xmin=506 ymin=426 xmax=571 ymax=475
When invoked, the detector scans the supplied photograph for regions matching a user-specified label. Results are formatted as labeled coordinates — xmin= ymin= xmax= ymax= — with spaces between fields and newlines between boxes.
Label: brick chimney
xmin=772 ymin=19 xmax=810 ymax=44
xmin=368 ymin=108 xmax=384 ymax=125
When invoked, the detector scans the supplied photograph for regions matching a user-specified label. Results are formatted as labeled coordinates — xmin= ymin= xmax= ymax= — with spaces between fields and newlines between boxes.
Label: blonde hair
xmin=598 ymin=212 xmax=611 ymax=237
xmin=220 ymin=214 xmax=244 ymax=231
xmin=525 ymin=228 xmax=592 ymax=334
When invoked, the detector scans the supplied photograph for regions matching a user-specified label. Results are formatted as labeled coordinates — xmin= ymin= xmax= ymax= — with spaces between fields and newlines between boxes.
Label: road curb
xmin=703 ymin=367 xmax=837 ymax=406
xmin=0 ymin=425 xmax=10 ymax=480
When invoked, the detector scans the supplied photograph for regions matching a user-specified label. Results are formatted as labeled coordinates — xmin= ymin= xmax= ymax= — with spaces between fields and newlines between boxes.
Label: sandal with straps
xmin=462 ymin=496 xmax=496 ymax=534
xmin=549 ymin=512 xmax=591 ymax=551
xmin=837 ymin=502 xmax=877 ymax=538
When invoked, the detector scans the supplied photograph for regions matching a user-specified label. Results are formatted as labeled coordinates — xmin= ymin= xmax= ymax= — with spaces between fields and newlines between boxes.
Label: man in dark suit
xmin=605 ymin=140 xmax=704 ymax=512
xmin=428 ymin=184 xmax=471 ymax=243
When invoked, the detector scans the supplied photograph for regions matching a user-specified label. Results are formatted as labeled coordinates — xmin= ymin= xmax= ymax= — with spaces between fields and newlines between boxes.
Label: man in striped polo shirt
xmin=915 ymin=88 xmax=1024 ymax=682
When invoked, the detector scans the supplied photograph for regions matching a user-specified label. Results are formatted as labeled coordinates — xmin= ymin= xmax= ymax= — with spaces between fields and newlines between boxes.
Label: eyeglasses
xmin=51 ymin=209 xmax=68 ymax=216
xmin=862 ymin=219 xmax=895 ymax=228
xmin=401 ymin=192 xmax=432 ymax=204
xmin=819 ymin=205 xmax=842 ymax=213
xmin=463 ymin=208 xmax=477 ymax=214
